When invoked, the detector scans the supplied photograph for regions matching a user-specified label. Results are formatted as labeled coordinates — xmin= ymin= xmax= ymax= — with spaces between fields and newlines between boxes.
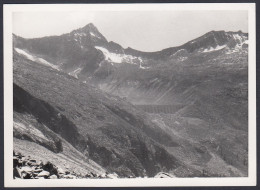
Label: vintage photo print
xmin=4 ymin=3 xmax=256 ymax=187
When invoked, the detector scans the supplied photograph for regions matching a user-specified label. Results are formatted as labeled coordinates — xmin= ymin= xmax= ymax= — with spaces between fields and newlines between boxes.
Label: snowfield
xmin=15 ymin=48 xmax=59 ymax=70
xmin=90 ymin=32 xmax=101 ymax=39
xmin=203 ymin=45 xmax=227 ymax=53
xmin=95 ymin=46 xmax=144 ymax=67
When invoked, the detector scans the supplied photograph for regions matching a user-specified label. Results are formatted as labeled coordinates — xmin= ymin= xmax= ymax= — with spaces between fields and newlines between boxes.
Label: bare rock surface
xmin=13 ymin=151 xmax=117 ymax=179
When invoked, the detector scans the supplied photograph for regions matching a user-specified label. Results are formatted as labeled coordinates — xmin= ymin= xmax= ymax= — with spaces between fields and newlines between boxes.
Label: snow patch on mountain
xmin=225 ymin=38 xmax=248 ymax=54
xmin=74 ymin=32 xmax=87 ymax=37
xmin=203 ymin=45 xmax=226 ymax=53
xmin=15 ymin=48 xmax=59 ymax=70
xmin=14 ymin=121 xmax=48 ymax=141
xmin=95 ymin=46 xmax=122 ymax=63
xmin=90 ymin=32 xmax=101 ymax=39
xmin=232 ymin=34 xmax=244 ymax=43
xmin=226 ymin=44 xmax=246 ymax=55
xmin=95 ymin=46 xmax=143 ymax=67
xmin=140 ymin=64 xmax=149 ymax=69
xmin=69 ymin=68 xmax=82 ymax=79
xmin=15 ymin=48 xmax=35 ymax=61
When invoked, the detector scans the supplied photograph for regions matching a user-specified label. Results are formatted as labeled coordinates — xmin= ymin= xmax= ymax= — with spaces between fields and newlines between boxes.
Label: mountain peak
xmin=75 ymin=23 xmax=99 ymax=33
xmin=70 ymin=23 xmax=108 ymax=43
xmin=182 ymin=29 xmax=248 ymax=53
xmin=82 ymin=23 xmax=97 ymax=30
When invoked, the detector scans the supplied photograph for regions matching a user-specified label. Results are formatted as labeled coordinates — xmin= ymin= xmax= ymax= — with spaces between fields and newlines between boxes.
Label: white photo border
xmin=4 ymin=3 xmax=256 ymax=187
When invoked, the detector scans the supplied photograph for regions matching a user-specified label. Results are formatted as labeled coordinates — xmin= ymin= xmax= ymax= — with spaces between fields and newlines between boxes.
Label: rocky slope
xmin=13 ymin=150 xmax=118 ymax=179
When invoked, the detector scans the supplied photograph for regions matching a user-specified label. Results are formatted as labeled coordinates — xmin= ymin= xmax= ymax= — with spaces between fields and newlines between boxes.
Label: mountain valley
xmin=13 ymin=23 xmax=248 ymax=178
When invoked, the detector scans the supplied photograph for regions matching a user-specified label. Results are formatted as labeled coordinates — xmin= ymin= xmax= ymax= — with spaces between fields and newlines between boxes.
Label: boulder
xmin=21 ymin=158 xmax=27 ymax=166
xmin=90 ymin=172 xmax=97 ymax=177
xmin=20 ymin=166 xmax=33 ymax=174
xmin=34 ymin=177 xmax=45 ymax=179
xmin=13 ymin=167 xmax=22 ymax=178
xmin=85 ymin=173 xmax=92 ymax=178
xmin=13 ymin=157 xmax=19 ymax=168
xmin=63 ymin=174 xmax=76 ymax=179
xmin=29 ymin=159 xmax=37 ymax=163
xmin=154 ymin=172 xmax=176 ymax=178
xmin=22 ymin=172 xmax=32 ymax=179
xmin=100 ymin=173 xmax=107 ymax=178
xmin=14 ymin=152 xmax=22 ymax=158
xmin=42 ymin=161 xmax=58 ymax=176
xmin=34 ymin=168 xmax=43 ymax=173
xmin=37 ymin=160 xmax=43 ymax=166
xmin=57 ymin=168 xmax=65 ymax=175
xmin=49 ymin=174 xmax=58 ymax=179
xmin=37 ymin=170 xmax=50 ymax=178
xmin=107 ymin=173 xmax=118 ymax=179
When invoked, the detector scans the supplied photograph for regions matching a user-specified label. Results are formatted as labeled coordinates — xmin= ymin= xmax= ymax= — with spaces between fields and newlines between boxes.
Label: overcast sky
xmin=13 ymin=11 xmax=248 ymax=52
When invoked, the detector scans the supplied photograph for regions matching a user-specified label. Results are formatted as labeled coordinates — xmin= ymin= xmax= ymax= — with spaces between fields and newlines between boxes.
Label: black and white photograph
xmin=4 ymin=3 xmax=256 ymax=187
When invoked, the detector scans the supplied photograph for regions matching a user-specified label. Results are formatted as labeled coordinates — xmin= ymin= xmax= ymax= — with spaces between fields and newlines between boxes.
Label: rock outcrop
xmin=13 ymin=151 xmax=118 ymax=179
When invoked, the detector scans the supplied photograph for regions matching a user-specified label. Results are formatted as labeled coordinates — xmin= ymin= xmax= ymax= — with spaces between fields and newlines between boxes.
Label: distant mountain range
xmin=13 ymin=23 xmax=248 ymax=178
xmin=13 ymin=23 xmax=248 ymax=78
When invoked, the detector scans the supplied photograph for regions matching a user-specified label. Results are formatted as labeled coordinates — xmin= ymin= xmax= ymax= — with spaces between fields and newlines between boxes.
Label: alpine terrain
xmin=13 ymin=23 xmax=248 ymax=178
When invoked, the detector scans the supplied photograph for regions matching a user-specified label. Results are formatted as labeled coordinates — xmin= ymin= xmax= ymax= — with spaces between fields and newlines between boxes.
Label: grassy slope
xmin=13 ymin=52 xmax=200 ymax=177
xmin=95 ymin=48 xmax=248 ymax=176
xmin=149 ymin=113 xmax=247 ymax=177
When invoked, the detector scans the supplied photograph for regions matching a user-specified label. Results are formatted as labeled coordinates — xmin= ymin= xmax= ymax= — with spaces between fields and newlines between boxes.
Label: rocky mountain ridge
xmin=13 ymin=23 xmax=248 ymax=80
